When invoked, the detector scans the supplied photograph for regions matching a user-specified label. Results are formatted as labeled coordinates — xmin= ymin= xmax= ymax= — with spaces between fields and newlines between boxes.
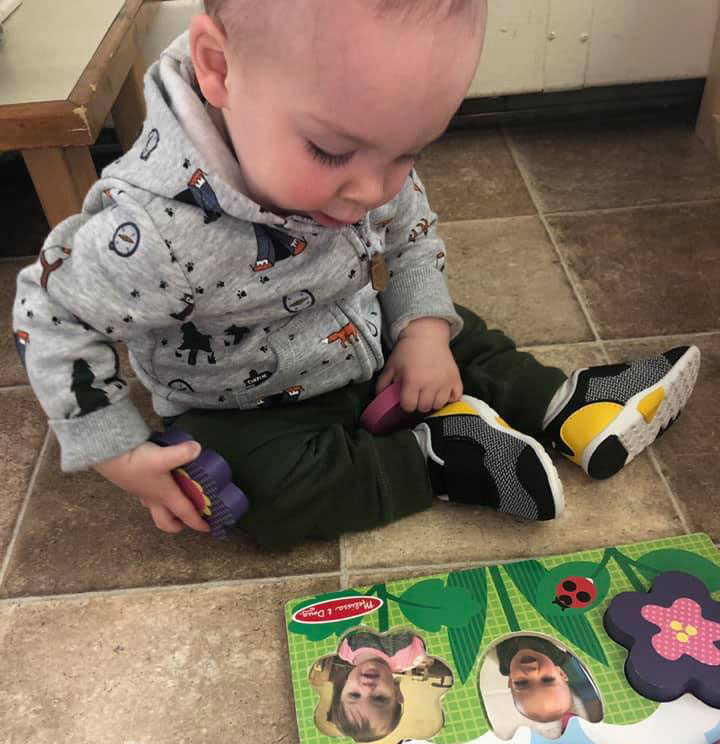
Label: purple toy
xmin=359 ymin=381 xmax=422 ymax=435
xmin=604 ymin=571 xmax=720 ymax=708
xmin=149 ymin=429 xmax=249 ymax=539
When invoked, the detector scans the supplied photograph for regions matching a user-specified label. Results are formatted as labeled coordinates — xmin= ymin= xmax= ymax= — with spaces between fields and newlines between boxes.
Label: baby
xmin=12 ymin=0 xmax=699 ymax=546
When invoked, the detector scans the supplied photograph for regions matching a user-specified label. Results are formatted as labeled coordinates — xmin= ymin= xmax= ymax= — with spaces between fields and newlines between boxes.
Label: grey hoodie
xmin=13 ymin=33 xmax=462 ymax=472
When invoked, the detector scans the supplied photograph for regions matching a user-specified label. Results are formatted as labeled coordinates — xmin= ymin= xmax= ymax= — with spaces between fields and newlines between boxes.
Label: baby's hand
xmin=93 ymin=441 xmax=210 ymax=533
xmin=376 ymin=317 xmax=463 ymax=413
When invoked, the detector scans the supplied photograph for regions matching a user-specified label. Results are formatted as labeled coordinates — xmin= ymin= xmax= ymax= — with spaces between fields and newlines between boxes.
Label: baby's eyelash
xmin=306 ymin=140 xmax=354 ymax=168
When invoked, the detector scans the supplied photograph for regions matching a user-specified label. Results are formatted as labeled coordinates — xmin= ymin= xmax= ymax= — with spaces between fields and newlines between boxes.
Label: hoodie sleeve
xmin=12 ymin=184 xmax=191 ymax=471
xmin=378 ymin=170 xmax=463 ymax=344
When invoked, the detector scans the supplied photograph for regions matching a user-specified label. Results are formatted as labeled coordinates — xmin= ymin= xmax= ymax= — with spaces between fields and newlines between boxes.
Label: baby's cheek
xmin=277 ymin=165 xmax=338 ymax=210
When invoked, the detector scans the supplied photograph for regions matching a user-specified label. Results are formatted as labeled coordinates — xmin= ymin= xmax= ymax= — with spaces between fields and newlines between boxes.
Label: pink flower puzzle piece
xmin=604 ymin=571 xmax=720 ymax=708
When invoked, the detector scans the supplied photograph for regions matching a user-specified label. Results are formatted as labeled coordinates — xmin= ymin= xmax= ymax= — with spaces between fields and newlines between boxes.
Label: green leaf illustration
xmin=633 ymin=548 xmax=720 ymax=591
xmin=396 ymin=579 xmax=481 ymax=632
xmin=447 ymin=567 xmax=488 ymax=683
xmin=503 ymin=560 xmax=608 ymax=666
xmin=288 ymin=589 xmax=376 ymax=641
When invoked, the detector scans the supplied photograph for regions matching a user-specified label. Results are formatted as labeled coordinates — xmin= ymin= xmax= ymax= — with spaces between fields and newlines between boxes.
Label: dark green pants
xmin=168 ymin=306 xmax=566 ymax=548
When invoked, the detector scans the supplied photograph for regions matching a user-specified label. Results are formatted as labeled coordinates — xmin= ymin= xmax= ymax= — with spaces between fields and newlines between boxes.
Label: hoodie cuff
xmin=380 ymin=265 xmax=463 ymax=344
xmin=50 ymin=397 xmax=152 ymax=472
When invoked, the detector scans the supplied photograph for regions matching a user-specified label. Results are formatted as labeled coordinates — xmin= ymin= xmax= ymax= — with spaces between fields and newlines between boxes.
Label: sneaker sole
xmin=576 ymin=346 xmax=701 ymax=479
xmin=457 ymin=396 xmax=565 ymax=517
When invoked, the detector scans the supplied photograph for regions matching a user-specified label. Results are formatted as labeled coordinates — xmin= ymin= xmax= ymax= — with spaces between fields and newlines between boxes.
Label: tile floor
xmin=2 ymin=112 xmax=720 ymax=742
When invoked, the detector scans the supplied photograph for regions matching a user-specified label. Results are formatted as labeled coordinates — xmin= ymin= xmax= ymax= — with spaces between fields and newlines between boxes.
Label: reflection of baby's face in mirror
xmin=507 ymin=649 xmax=572 ymax=723
xmin=328 ymin=653 xmax=405 ymax=741
xmin=340 ymin=656 xmax=404 ymax=735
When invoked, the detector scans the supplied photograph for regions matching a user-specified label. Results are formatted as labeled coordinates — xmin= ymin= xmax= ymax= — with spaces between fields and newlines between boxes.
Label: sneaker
xmin=543 ymin=345 xmax=700 ymax=480
xmin=414 ymin=395 xmax=564 ymax=521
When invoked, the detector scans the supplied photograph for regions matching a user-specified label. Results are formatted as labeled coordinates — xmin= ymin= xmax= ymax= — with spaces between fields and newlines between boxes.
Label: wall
xmin=143 ymin=0 xmax=720 ymax=98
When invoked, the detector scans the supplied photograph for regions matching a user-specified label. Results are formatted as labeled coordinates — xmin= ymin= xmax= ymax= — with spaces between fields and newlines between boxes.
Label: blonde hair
xmin=204 ymin=0 xmax=486 ymax=43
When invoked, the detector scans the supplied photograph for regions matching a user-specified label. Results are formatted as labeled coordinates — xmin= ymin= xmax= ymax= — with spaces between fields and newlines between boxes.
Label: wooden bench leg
xmin=112 ymin=56 xmax=147 ymax=153
xmin=22 ymin=146 xmax=97 ymax=229
xmin=697 ymin=9 xmax=720 ymax=163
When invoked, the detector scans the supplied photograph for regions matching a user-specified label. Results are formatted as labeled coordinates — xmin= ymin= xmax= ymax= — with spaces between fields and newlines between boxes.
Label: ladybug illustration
xmin=553 ymin=576 xmax=597 ymax=611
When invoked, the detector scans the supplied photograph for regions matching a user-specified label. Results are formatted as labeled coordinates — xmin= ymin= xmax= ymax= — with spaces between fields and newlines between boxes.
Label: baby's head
xmin=505 ymin=647 xmax=572 ymax=723
xmin=329 ymin=656 xmax=404 ymax=741
xmin=190 ymin=0 xmax=487 ymax=226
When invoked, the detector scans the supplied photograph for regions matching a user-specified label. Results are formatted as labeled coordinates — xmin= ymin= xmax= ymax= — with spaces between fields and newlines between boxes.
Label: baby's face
xmin=218 ymin=0 xmax=484 ymax=226
xmin=508 ymin=649 xmax=572 ymax=723
xmin=341 ymin=658 xmax=400 ymax=737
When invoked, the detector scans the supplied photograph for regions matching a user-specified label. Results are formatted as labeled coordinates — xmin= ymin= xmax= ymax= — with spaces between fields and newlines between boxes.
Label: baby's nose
xmin=339 ymin=175 xmax=386 ymax=211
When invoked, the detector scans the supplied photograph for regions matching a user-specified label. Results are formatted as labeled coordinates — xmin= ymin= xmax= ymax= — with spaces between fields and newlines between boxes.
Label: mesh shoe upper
xmin=420 ymin=398 xmax=562 ymax=521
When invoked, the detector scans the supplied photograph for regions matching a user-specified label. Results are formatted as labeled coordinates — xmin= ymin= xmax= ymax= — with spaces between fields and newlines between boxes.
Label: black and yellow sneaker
xmin=543 ymin=346 xmax=700 ymax=480
xmin=414 ymin=396 xmax=564 ymax=521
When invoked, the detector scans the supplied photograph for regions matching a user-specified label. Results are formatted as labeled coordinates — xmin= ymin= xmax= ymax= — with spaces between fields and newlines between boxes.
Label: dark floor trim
xmin=450 ymin=79 xmax=705 ymax=129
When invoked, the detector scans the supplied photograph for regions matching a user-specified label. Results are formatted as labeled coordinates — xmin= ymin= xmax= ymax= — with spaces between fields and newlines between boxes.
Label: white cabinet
xmin=470 ymin=0 xmax=720 ymax=96
xmin=142 ymin=0 xmax=720 ymax=98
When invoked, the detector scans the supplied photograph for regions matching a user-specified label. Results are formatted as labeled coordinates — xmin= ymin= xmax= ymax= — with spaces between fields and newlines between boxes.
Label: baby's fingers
xmin=148 ymin=502 xmax=185 ymax=533
xmin=417 ymin=385 xmax=442 ymax=413
xmin=431 ymin=386 xmax=453 ymax=412
xmin=149 ymin=440 xmax=201 ymax=472
xmin=166 ymin=487 xmax=210 ymax=532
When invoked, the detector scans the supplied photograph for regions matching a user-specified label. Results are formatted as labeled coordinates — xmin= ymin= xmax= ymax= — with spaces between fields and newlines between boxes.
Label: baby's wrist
xmin=399 ymin=316 xmax=451 ymax=342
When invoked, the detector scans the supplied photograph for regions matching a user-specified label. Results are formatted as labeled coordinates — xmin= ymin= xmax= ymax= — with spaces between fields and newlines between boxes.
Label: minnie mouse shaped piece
xmin=149 ymin=429 xmax=249 ymax=539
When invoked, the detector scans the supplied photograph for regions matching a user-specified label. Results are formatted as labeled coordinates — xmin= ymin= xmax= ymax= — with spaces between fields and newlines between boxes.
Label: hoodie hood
xmin=101 ymin=32 xmax=302 ymax=230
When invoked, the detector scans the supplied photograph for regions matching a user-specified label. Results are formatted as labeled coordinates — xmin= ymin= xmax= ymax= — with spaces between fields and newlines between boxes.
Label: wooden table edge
xmin=0 ymin=0 xmax=157 ymax=151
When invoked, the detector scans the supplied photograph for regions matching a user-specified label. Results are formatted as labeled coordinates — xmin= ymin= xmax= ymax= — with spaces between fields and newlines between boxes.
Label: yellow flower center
xmin=669 ymin=618 xmax=698 ymax=643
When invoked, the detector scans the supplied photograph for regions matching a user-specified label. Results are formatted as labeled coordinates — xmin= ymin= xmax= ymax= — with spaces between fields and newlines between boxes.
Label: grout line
xmin=0 ymin=428 xmax=50 ymax=591
xmin=502 ymin=129 xmax=608 ymax=357
xmin=592 ymin=330 xmax=720 ymax=345
xmin=344 ymin=555 xmax=538 ymax=582
xmin=339 ymin=535 xmax=349 ymax=589
xmin=542 ymin=196 xmax=720 ymax=220
xmin=1 ymin=551 xmax=568 ymax=606
xmin=646 ymin=447 xmax=693 ymax=535
xmin=438 ymin=194 xmax=720 ymax=229
xmin=0 ymin=384 xmax=31 ymax=394
xmin=0 ymin=570 xmax=344 ymax=607
xmin=440 ymin=213 xmax=541 ymax=228
xmin=516 ymin=329 xmax=720 ymax=354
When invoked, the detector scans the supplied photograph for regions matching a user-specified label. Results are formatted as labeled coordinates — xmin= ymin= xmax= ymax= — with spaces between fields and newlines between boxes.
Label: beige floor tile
xmin=0 ymin=389 xmax=46 ymax=567
xmin=417 ymin=129 xmax=535 ymax=222
xmin=1 ymin=384 xmax=339 ymax=598
xmin=605 ymin=334 xmax=720 ymax=540
xmin=547 ymin=201 xmax=720 ymax=339
xmin=344 ymin=344 xmax=685 ymax=570
xmin=0 ymin=575 xmax=338 ymax=744
xmin=442 ymin=217 xmax=593 ymax=345
xmin=508 ymin=115 xmax=720 ymax=213
xmin=344 ymin=457 xmax=684 ymax=571
xmin=1 ymin=258 xmax=33 ymax=387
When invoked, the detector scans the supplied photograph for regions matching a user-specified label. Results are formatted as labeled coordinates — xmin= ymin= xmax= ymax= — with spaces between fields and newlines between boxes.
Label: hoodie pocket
xmin=261 ymin=304 xmax=376 ymax=406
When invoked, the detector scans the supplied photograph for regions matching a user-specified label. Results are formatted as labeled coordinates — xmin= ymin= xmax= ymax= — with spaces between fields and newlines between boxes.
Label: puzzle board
xmin=285 ymin=533 xmax=720 ymax=744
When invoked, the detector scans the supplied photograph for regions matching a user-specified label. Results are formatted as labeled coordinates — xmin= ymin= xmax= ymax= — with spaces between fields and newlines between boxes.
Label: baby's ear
xmin=189 ymin=14 xmax=230 ymax=108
